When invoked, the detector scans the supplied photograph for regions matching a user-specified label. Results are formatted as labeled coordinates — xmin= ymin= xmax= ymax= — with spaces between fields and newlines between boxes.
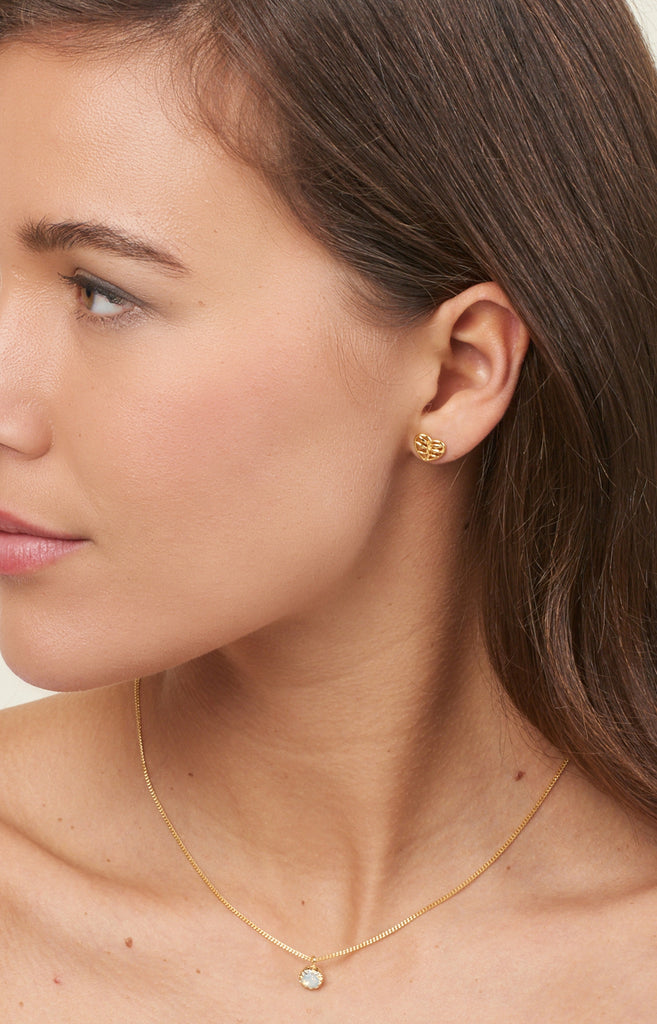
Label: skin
xmin=0 ymin=41 xmax=656 ymax=1023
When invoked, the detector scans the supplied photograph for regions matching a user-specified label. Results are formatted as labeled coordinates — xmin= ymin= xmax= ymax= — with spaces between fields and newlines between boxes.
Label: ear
xmin=410 ymin=283 xmax=530 ymax=462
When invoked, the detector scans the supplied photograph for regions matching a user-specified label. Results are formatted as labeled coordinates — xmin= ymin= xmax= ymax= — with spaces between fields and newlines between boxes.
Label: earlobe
xmin=413 ymin=433 xmax=447 ymax=462
xmin=410 ymin=283 xmax=530 ymax=463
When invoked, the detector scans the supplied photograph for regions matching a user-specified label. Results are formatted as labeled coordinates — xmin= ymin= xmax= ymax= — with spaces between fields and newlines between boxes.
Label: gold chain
xmin=134 ymin=677 xmax=568 ymax=989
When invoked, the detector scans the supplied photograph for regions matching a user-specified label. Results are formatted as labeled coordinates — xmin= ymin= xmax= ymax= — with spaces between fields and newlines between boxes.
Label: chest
xmin=1 ymin=893 xmax=654 ymax=1024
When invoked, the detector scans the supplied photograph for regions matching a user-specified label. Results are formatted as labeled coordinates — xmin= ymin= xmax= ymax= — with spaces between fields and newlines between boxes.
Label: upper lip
xmin=0 ymin=509 xmax=84 ymax=541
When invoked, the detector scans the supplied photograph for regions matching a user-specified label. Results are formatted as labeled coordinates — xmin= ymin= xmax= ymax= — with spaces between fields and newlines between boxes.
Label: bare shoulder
xmin=0 ymin=683 xmax=144 ymax=908
xmin=517 ymin=767 xmax=657 ymax=1014
xmin=0 ymin=684 xmax=136 ymax=834
xmin=0 ymin=687 xmax=172 ymax=1023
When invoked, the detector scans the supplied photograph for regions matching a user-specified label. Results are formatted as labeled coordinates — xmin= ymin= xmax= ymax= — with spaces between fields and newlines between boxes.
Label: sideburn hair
xmin=3 ymin=0 xmax=657 ymax=820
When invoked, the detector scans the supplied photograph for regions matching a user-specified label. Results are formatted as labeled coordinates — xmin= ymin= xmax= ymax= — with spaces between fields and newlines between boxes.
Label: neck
xmin=136 ymin=464 xmax=562 ymax=947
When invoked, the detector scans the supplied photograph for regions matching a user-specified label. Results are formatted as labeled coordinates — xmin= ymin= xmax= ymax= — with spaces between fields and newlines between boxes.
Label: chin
xmin=0 ymin=627 xmax=130 ymax=693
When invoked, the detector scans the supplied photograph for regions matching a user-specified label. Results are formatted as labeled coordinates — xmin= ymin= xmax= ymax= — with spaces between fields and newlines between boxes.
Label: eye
xmin=79 ymin=281 xmax=132 ymax=317
xmin=60 ymin=271 xmax=139 ymax=322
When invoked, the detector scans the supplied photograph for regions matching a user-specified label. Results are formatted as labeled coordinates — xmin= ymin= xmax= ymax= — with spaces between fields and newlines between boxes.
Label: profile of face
xmin=0 ymin=43 xmax=429 ymax=688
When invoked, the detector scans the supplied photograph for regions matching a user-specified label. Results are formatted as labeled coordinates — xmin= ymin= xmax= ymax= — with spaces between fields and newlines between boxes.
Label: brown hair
xmin=3 ymin=0 xmax=657 ymax=819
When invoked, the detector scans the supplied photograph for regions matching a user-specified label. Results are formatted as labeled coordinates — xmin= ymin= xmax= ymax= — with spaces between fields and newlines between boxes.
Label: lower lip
xmin=0 ymin=532 xmax=86 ymax=575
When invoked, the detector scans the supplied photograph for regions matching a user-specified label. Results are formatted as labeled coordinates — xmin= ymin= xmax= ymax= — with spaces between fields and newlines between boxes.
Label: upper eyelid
xmin=59 ymin=272 xmax=155 ymax=332
xmin=59 ymin=270 xmax=142 ymax=307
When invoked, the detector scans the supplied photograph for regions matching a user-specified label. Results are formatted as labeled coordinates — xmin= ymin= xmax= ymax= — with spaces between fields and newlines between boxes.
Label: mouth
xmin=0 ymin=509 xmax=87 ymax=575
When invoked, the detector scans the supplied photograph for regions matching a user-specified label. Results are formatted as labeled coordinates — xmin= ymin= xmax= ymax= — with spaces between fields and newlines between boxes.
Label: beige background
xmin=1 ymin=0 xmax=657 ymax=708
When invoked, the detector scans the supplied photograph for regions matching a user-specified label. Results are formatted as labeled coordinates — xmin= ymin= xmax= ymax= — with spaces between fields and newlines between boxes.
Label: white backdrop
xmin=1 ymin=0 xmax=657 ymax=708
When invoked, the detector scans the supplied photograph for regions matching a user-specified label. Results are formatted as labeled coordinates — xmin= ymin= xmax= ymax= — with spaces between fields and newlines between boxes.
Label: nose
xmin=0 ymin=284 xmax=54 ymax=460
xmin=0 ymin=392 xmax=52 ymax=459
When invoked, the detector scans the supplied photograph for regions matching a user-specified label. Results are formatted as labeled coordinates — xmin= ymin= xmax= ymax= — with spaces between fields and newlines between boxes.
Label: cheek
xmin=100 ymin=327 xmax=367 ymax=540
xmin=134 ymin=346 xmax=381 ymax=561
xmin=33 ymin=321 xmax=394 ymax=685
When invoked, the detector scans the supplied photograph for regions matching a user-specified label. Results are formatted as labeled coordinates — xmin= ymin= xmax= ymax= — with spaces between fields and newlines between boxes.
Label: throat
xmin=134 ymin=673 xmax=568 ymax=992
xmin=134 ymin=656 xmax=562 ymax=957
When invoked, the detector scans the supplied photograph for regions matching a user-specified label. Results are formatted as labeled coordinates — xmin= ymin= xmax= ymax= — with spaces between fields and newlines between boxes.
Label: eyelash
xmin=59 ymin=272 xmax=145 ymax=329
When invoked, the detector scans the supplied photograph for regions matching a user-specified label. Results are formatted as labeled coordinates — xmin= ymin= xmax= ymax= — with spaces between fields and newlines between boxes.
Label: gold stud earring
xmin=413 ymin=433 xmax=446 ymax=462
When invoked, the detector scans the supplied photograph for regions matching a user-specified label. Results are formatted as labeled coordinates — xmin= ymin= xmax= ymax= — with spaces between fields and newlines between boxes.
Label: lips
xmin=0 ymin=509 xmax=87 ymax=574
xmin=0 ymin=510 xmax=82 ymax=541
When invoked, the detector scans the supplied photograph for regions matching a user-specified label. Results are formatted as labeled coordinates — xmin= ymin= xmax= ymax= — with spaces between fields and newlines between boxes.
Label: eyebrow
xmin=17 ymin=218 xmax=190 ymax=276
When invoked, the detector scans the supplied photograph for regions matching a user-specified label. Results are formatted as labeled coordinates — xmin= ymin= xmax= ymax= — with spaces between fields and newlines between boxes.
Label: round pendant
xmin=298 ymin=964 xmax=324 ymax=990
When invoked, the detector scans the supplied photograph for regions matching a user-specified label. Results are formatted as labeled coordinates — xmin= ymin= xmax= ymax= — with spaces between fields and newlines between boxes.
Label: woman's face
xmin=0 ymin=43 xmax=414 ymax=687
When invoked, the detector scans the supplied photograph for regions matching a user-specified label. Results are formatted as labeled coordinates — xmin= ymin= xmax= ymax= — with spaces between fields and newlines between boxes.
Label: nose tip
xmin=0 ymin=394 xmax=52 ymax=460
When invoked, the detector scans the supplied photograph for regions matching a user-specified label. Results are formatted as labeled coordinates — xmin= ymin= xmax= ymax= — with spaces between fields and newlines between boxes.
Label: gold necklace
xmin=134 ymin=677 xmax=568 ymax=990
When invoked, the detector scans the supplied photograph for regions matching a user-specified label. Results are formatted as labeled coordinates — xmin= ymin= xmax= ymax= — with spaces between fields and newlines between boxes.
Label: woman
xmin=0 ymin=0 xmax=656 ymax=1018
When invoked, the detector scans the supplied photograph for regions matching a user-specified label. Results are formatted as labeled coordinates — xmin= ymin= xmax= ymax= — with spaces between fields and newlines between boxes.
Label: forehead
xmin=0 ymin=42 xmax=194 ymax=205
xmin=0 ymin=41 xmax=320 ymax=279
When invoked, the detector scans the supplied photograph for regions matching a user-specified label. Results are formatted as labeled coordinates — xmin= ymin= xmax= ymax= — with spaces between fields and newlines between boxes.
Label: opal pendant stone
xmin=299 ymin=964 xmax=324 ymax=990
